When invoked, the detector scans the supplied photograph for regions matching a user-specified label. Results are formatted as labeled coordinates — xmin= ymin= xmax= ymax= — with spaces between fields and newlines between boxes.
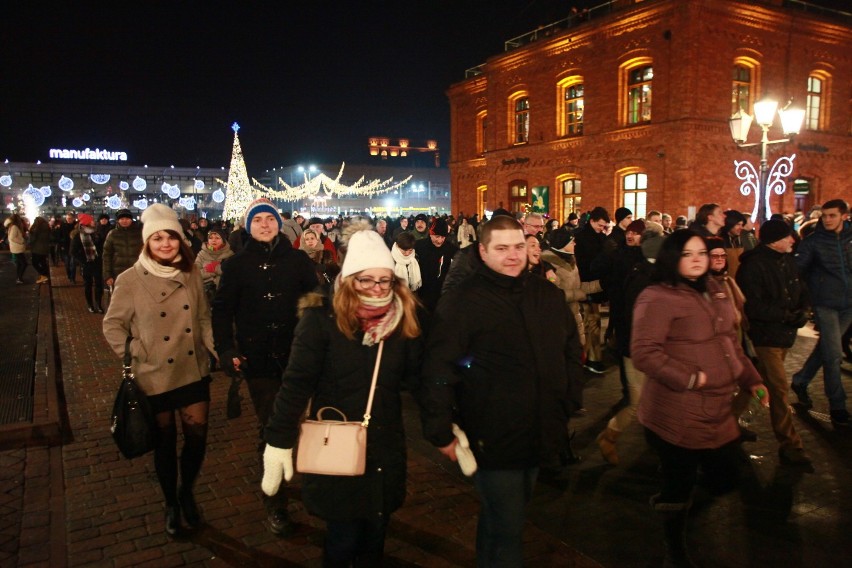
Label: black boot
xmin=165 ymin=505 xmax=181 ymax=536
xmin=178 ymin=487 xmax=202 ymax=529
xmin=652 ymin=497 xmax=695 ymax=568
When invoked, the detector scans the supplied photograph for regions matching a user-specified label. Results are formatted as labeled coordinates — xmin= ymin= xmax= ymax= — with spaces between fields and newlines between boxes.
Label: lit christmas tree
xmin=222 ymin=122 xmax=257 ymax=223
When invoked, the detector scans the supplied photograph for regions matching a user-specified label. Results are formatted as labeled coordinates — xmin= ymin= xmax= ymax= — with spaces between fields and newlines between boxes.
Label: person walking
xmin=574 ymin=206 xmax=611 ymax=374
xmin=102 ymin=203 xmax=217 ymax=536
xmin=4 ymin=214 xmax=29 ymax=284
xmin=261 ymin=225 xmax=424 ymax=566
xmin=28 ymin=216 xmax=51 ymax=284
xmin=631 ymin=229 xmax=766 ymax=567
xmin=58 ymin=212 xmax=78 ymax=283
xmin=70 ymin=213 xmax=106 ymax=313
xmin=103 ymin=209 xmax=144 ymax=290
xmin=212 ymin=198 xmax=318 ymax=534
xmin=414 ymin=218 xmax=457 ymax=315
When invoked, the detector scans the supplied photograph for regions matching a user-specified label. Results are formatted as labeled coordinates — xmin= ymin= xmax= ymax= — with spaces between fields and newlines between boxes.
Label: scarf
xmin=356 ymin=292 xmax=403 ymax=346
xmin=299 ymin=236 xmax=326 ymax=264
xmin=391 ymin=243 xmax=422 ymax=290
xmin=79 ymin=225 xmax=98 ymax=262
xmin=139 ymin=248 xmax=183 ymax=279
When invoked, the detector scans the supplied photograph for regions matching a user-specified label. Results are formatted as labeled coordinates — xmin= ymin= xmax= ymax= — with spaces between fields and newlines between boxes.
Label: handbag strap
xmin=361 ymin=340 xmax=384 ymax=427
xmin=123 ymin=337 xmax=134 ymax=380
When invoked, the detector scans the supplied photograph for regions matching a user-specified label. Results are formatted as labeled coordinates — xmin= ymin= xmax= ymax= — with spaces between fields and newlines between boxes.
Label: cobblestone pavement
xmin=2 ymin=255 xmax=851 ymax=566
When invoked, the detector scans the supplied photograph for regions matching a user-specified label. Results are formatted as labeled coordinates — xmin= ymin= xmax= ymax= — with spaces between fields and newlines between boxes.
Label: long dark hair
xmin=651 ymin=229 xmax=708 ymax=287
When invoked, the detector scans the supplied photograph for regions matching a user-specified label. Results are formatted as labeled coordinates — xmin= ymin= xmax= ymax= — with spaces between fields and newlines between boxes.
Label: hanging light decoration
xmin=119 ymin=181 xmax=129 ymax=191
xmin=23 ymin=184 xmax=46 ymax=207
xmin=90 ymin=173 xmax=110 ymax=184
xmin=212 ymin=188 xmax=225 ymax=203
xmin=107 ymin=195 xmax=122 ymax=209
xmin=132 ymin=176 xmax=147 ymax=191
xmin=0 ymin=175 xmax=12 ymax=187
xmin=39 ymin=186 xmax=52 ymax=197
xmin=59 ymin=175 xmax=74 ymax=191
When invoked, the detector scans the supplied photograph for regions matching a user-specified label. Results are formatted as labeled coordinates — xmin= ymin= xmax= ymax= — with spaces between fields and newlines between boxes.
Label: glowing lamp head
xmin=779 ymin=106 xmax=805 ymax=136
xmin=753 ymin=99 xmax=778 ymax=127
xmin=729 ymin=108 xmax=754 ymax=143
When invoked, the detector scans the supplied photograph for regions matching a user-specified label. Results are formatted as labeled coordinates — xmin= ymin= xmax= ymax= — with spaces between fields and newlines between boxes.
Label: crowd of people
xmin=2 ymin=198 xmax=850 ymax=566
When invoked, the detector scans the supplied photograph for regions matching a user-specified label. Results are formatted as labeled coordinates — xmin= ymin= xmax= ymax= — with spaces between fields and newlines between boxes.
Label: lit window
xmin=476 ymin=111 xmax=488 ymax=154
xmin=564 ymin=84 xmax=584 ymax=136
xmin=732 ymin=65 xmax=751 ymax=115
xmin=622 ymin=172 xmax=647 ymax=219
xmin=806 ymin=75 xmax=822 ymax=130
xmin=562 ymin=178 xmax=581 ymax=215
xmin=514 ymin=98 xmax=530 ymax=144
xmin=510 ymin=180 xmax=528 ymax=212
xmin=627 ymin=66 xmax=653 ymax=124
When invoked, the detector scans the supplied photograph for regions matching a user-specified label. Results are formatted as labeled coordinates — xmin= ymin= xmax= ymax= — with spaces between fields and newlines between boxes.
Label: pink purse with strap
xmin=296 ymin=340 xmax=384 ymax=476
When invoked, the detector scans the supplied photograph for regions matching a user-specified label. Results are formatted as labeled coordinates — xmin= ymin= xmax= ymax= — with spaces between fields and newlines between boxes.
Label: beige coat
xmin=103 ymin=261 xmax=216 ymax=396
xmin=541 ymin=249 xmax=586 ymax=345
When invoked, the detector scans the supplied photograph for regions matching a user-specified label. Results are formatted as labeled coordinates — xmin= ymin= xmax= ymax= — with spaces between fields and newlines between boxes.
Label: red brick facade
xmin=448 ymin=0 xmax=851 ymax=222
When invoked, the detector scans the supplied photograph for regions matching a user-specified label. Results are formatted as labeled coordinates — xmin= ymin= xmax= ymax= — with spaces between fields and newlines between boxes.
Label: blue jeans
xmin=473 ymin=468 xmax=537 ymax=568
xmin=793 ymin=306 xmax=852 ymax=411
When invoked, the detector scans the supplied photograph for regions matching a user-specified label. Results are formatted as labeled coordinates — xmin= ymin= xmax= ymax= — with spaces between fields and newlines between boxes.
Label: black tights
xmin=153 ymin=401 xmax=209 ymax=506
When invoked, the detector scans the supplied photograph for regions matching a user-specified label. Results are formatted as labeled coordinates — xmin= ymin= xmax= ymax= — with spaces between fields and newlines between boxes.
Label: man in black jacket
xmin=736 ymin=219 xmax=811 ymax=465
xmin=419 ymin=215 xmax=580 ymax=566
xmin=574 ymin=206 xmax=610 ymax=374
xmin=212 ymin=198 xmax=317 ymax=534
xmin=414 ymin=217 xmax=457 ymax=314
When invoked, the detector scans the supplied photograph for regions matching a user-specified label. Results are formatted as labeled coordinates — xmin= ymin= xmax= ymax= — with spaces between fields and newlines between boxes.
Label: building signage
xmin=48 ymin=147 xmax=128 ymax=161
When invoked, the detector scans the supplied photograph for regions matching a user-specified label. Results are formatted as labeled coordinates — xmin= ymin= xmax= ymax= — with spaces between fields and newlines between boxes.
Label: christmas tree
xmin=222 ymin=122 xmax=257 ymax=223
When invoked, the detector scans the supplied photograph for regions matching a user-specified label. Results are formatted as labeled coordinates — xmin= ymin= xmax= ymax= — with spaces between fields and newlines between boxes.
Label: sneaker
xmin=779 ymin=447 xmax=813 ymax=466
xmin=266 ymin=509 xmax=294 ymax=536
xmin=16 ymin=279 xmax=24 ymax=285
xmin=830 ymin=409 xmax=850 ymax=428
xmin=87 ymin=306 xmax=96 ymax=313
xmin=584 ymin=361 xmax=605 ymax=375
xmin=791 ymin=383 xmax=813 ymax=410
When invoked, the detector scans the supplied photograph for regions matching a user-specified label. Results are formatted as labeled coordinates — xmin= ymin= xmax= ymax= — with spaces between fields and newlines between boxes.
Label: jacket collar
xmin=477 ymin=263 xmax=528 ymax=290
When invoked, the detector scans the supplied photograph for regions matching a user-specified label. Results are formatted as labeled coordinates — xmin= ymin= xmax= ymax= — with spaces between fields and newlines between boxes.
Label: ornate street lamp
xmin=730 ymin=99 xmax=805 ymax=223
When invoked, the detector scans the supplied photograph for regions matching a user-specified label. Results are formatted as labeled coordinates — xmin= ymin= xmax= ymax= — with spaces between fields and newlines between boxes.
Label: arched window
xmin=509 ymin=179 xmax=528 ymax=212
xmin=557 ymin=77 xmax=584 ymax=136
xmin=562 ymin=178 xmax=582 ymax=217
xmin=514 ymin=97 xmax=530 ymax=144
xmin=732 ymin=65 xmax=752 ymax=115
xmin=626 ymin=65 xmax=653 ymax=125
xmin=476 ymin=110 xmax=488 ymax=154
xmin=806 ymin=71 xmax=831 ymax=131
xmin=620 ymin=171 xmax=648 ymax=219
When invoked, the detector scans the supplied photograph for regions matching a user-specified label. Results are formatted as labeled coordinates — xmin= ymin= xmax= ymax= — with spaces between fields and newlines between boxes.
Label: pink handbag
xmin=296 ymin=341 xmax=384 ymax=476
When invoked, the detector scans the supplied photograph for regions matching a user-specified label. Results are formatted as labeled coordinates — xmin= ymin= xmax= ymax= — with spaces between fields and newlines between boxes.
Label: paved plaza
xmin=2 ymin=252 xmax=851 ymax=567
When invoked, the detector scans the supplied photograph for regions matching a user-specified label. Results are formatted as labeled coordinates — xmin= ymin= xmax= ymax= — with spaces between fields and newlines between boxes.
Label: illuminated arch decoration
xmin=132 ymin=176 xmax=147 ymax=191
xmin=107 ymin=195 xmax=122 ymax=209
xmin=0 ymin=175 xmax=12 ymax=187
xmin=90 ymin=174 xmax=110 ymax=184
xmin=733 ymin=154 xmax=796 ymax=222
xmin=59 ymin=175 xmax=74 ymax=191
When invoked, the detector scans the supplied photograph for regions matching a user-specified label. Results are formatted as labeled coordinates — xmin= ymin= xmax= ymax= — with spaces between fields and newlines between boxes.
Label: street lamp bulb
xmin=779 ymin=107 xmax=805 ymax=136
xmin=753 ymin=99 xmax=778 ymax=127
xmin=729 ymin=108 xmax=753 ymax=143
xmin=298 ymin=166 xmax=305 ymax=173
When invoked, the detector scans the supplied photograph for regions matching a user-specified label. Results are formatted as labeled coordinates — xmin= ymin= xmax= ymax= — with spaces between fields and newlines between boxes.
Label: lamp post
xmin=729 ymin=99 xmax=805 ymax=223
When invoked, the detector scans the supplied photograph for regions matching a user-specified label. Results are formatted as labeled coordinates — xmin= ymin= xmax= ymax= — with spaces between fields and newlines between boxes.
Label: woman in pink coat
xmin=631 ymin=229 xmax=766 ymax=567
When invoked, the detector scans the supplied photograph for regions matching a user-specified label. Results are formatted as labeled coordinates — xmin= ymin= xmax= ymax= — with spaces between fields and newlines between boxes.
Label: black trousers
xmin=81 ymin=260 xmax=103 ymax=308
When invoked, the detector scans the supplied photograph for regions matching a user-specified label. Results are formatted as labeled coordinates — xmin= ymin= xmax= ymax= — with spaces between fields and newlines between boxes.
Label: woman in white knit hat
xmin=103 ymin=203 xmax=217 ymax=537
xmin=261 ymin=221 xmax=423 ymax=566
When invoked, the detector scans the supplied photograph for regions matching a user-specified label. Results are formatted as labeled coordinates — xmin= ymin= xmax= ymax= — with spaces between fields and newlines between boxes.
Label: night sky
xmin=3 ymin=0 xmax=847 ymax=171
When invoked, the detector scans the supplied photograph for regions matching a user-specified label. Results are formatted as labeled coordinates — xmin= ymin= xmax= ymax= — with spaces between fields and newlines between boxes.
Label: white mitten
xmin=452 ymin=423 xmax=478 ymax=476
xmin=261 ymin=445 xmax=293 ymax=496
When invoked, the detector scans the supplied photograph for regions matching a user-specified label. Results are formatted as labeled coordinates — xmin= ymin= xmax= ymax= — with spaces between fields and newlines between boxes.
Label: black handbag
xmin=110 ymin=337 xmax=156 ymax=459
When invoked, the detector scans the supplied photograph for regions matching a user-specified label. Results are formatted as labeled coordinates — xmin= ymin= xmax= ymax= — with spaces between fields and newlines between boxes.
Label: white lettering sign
xmin=48 ymin=148 xmax=128 ymax=161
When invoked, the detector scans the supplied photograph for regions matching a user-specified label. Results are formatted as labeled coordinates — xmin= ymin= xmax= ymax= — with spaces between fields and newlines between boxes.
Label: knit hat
xmin=414 ymin=213 xmax=429 ymax=223
xmin=341 ymin=229 xmax=395 ymax=278
xmin=307 ymin=217 xmax=324 ymax=226
xmin=116 ymin=209 xmax=133 ymax=220
xmin=430 ymin=218 xmax=449 ymax=237
xmin=615 ymin=207 xmax=632 ymax=224
xmin=549 ymin=227 xmax=574 ymax=250
xmin=141 ymin=203 xmax=183 ymax=242
xmin=98 ymin=213 xmax=110 ymax=221
xmin=705 ymin=236 xmax=725 ymax=253
xmin=77 ymin=213 xmax=94 ymax=227
xmin=243 ymin=198 xmax=283 ymax=236
xmin=644 ymin=220 xmax=664 ymax=236
xmin=641 ymin=234 xmax=665 ymax=260
xmin=567 ymin=212 xmax=579 ymax=222
xmin=759 ymin=219 xmax=792 ymax=244
xmin=207 ymin=227 xmax=228 ymax=242
xmin=625 ymin=219 xmax=646 ymax=234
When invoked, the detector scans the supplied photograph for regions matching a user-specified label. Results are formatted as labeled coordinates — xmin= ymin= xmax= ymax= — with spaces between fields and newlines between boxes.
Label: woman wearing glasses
xmin=261 ymin=222 xmax=423 ymax=566
xmin=631 ymin=229 xmax=766 ymax=567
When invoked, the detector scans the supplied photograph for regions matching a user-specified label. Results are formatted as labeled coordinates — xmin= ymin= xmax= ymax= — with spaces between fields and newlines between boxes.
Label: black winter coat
xmin=736 ymin=244 xmax=809 ymax=348
xmin=414 ymin=238 xmax=457 ymax=313
xmin=573 ymin=222 xmax=607 ymax=302
xmin=263 ymin=295 xmax=423 ymax=521
xmin=212 ymin=235 xmax=317 ymax=376
xmin=419 ymin=265 xmax=578 ymax=470
xmin=794 ymin=221 xmax=852 ymax=311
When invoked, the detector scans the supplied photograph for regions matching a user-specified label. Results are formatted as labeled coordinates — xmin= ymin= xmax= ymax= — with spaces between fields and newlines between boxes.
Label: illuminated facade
xmin=447 ymin=0 xmax=851 ymax=221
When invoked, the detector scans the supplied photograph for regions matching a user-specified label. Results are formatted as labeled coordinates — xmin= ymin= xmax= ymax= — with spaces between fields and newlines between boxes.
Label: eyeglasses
xmin=525 ymin=223 xmax=544 ymax=229
xmin=354 ymin=277 xmax=396 ymax=290
xmin=709 ymin=253 xmax=728 ymax=259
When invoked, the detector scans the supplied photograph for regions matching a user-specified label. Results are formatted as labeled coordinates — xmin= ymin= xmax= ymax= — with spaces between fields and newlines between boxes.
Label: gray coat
xmin=103 ymin=262 xmax=215 ymax=396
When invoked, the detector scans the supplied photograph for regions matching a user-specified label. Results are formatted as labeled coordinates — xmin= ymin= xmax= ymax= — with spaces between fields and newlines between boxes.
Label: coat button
xmin=161 ymin=292 xmax=166 ymax=296
xmin=377 ymin=467 xmax=382 ymax=472
xmin=160 ymin=312 xmax=166 ymax=317
xmin=188 ymin=350 xmax=194 ymax=355
xmin=143 ymin=271 xmax=149 ymax=275
xmin=164 ymin=336 xmax=170 ymax=341
xmin=167 ymin=358 xmax=174 ymax=364
xmin=185 ymin=328 xmax=191 ymax=333
xmin=183 ymin=305 xmax=189 ymax=310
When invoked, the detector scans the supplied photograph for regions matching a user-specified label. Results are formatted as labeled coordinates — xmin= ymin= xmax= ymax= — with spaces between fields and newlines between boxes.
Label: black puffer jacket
xmin=573 ymin=222 xmax=607 ymax=302
xmin=264 ymin=293 xmax=423 ymax=521
xmin=794 ymin=221 xmax=852 ymax=311
xmin=419 ymin=265 xmax=577 ymax=470
xmin=102 ymin=223 xmax=143 ymax=281
xmin=737 ymin=244 xmax=809 ymax=347
xmin=212 ymin=235 xmax=317 ymax=375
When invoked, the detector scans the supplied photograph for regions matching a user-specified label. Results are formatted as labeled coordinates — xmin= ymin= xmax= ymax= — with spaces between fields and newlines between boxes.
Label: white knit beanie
xmin=141 ymin=203 xmax=183 ymax=242
xmin=341 ymin=229 xmax=395 ymax=277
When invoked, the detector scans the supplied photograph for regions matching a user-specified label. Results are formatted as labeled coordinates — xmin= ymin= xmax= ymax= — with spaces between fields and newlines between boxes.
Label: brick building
xmin=447 ymin=0 xmax=851 ymax=222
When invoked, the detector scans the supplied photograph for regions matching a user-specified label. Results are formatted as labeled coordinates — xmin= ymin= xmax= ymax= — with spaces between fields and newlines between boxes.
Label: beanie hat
xmin=641 ymin=234 xmax=665 ymax=261
xmin=644 ymin=220 xmax=664 ymax=236
xmin=567 ymin=212 xmax=579 ymax=221
xmin=116 ymin=209 xmax=133 ymax=220
xmin=141 ymin=203 xmax=183 ymax=242
xmin=705 ymin=236 xmax=725 ymax=253
xmin=430 ymin=218 xmax=449 ymax=237
xmin=615 ymin=207 xmax=632 ymax=224
xmin=307 ymin=217 xmax=324 ymax=226
xmin=341 ymin=229 xmax=395 ymax=278
xmin=243 ymin=198 xmax=283 ymax=236
xmin=759 ymin=219 xmax=792 ymax=244
xmin=549 ymin=227 xmax=574 ymax=250
xmin=208 ymin=227 xmax=228 ymax=242
xmin=77 ymin=213 xmax=94 ymax=227
xmin=724 ymin=210 xmax=746 ymax=230
xmin=625 ymin=219 xmax=646 ymax=234
xmin=414 ymin=213 xmax=429 ymax=223
xmin=98 ymin=213 xmax=110 ymax=221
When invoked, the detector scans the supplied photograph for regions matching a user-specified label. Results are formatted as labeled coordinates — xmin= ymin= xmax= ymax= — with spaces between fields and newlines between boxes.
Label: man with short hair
xmin=415 ymin=218 xmax=458 ymax=314
xmin=59 ymin=212 xmax=78 ymax=283
xmin=523 ymin=212 xmax=545 ymax=236
xmin=375 ymin=218 xmax=393 ymax=248
xmin=213 ymin=198 xmax=318 ymax=534
xmin=693 ymin=203 xmax=725 ymax=237
xmin=660 ymin=213 xmax=673 ymax=234
xmin=574 ymin=206 xmax=611 ymax=373
xmin=279 ymin=211 xmax=302 ymax=244
xmin=419 ymin=215 xmax=579 ymax=566
xmin=646 ymin=210 xmax=662 ymax=225
xmin=736 ymin=219 xmax=812 ymax=465
xmin=102 ymin=209 xmax=143 ymax=288
xmin=411 ymin=214 xmax=430 ymax=240
xmin=791 ymin=199 xmax=852 ymax=427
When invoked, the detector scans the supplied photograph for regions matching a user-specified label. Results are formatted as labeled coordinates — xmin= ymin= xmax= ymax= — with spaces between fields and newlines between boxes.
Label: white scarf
xmin=391 ymin=243 xmax=422 ymax=291
xmin=139 ymin=249 xmax=183 ymax=279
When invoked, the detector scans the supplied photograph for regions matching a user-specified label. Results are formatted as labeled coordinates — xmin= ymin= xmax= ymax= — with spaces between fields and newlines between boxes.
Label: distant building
xmin=447 ymin=0 xmax=851 ymax=221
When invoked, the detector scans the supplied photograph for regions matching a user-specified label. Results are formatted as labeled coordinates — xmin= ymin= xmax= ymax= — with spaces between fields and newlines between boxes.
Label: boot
xmin=652 ymin=497 xmax=696 ymax=568
xmin=596 ymin=427 xmax=620 ymax=465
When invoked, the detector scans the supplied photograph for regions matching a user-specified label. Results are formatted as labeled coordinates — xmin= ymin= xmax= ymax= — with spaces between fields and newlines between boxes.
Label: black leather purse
xmin=110 ymin=337 xmax=156 ymax=459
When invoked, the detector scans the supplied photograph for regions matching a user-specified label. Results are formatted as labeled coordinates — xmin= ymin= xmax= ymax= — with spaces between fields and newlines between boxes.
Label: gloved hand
xmin=452 ymin=423 xmax=478 ymax=477
xmin=204 ymin=261 xmax=219 ymax=273
xmin=261 ymin=445 xmax=293 ymax=496
xmin=219 ymin=349 xmax=242 ymax=376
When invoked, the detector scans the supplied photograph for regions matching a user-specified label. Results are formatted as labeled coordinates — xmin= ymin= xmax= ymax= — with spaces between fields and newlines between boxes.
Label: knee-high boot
xmin=652 ymin=497 xmax=695 ymax=568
